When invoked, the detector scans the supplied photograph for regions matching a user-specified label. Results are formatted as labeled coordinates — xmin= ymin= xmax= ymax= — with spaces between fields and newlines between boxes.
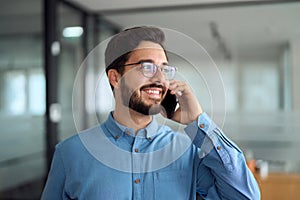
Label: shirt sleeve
xmin=41 ymin=145 xmax=68 ymax=200
xmin=184 ymin=112 xmax=260 ymax=200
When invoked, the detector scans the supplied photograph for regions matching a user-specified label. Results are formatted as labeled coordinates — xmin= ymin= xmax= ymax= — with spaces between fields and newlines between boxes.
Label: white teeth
xmin=145 ymin=89 xmax=160 ymax=95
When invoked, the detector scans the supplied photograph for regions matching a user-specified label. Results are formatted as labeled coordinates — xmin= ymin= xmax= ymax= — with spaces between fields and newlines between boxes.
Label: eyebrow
xmin=138 ymin=59 xmax=169 ymax=66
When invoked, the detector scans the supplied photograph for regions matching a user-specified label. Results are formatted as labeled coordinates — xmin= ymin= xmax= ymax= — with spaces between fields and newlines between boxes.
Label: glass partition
xmin=0 ymin=1 xmax=118 ymax=199
xmin=0 ymin=0 xmax=45 ymax=198
xmin=57 ymin=3 xmax=84 ymax=140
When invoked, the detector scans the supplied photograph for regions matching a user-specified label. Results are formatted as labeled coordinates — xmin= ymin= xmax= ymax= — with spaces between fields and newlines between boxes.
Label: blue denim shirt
xmin=41 ymin=112 xmax=260 ymax=200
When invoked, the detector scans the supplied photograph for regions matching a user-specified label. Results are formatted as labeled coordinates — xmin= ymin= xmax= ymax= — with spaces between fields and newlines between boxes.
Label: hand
xmin=166 ymin=80 xmax=203 ymax=125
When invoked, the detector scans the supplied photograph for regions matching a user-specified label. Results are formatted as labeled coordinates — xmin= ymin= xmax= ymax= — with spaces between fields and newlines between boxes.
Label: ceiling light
xmin=62 ymin=26 xmax=83 ymax=38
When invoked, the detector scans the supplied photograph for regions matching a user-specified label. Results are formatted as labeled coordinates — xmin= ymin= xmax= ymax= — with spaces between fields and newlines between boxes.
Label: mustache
xmin=140 ymin=83 xmax=166 ymax=93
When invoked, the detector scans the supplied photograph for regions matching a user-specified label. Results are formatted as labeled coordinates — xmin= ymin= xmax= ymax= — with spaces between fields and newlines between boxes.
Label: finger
xmin=176 ymin=91 xmax=183 ymax=96
xmin=169 ymin=81 xmax=184 ymax=91
xmin=170 ymin=83 xmax=186 ymax=97
xmin=168 ymin=80 xmax=182 ymax=90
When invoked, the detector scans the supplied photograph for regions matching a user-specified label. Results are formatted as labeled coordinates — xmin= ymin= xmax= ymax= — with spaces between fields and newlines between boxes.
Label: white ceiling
xmin=1 ymin=0 xmax=300 ymax=60
xmin=67 ymin=0 xmax=300 ymax=59
xmin=69 ymin=0 xmax=260 ymax=11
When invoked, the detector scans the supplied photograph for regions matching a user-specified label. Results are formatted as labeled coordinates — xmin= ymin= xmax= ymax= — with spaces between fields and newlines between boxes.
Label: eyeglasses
xmin=123 ymin=61 xmax=177 ymax=80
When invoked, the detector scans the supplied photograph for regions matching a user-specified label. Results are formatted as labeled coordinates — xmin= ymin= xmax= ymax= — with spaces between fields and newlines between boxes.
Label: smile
xmin=140 ymin=83 xmax=166 ymax=100
xmin=142 ymin=88 xmax=162 ymax=99
xmin=143 ymin=89 xmax=161 ymax=95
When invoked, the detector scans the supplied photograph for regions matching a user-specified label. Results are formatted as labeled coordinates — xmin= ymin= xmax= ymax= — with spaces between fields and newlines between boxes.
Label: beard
xmin=120 ymin=79 xmax=165 ymax=116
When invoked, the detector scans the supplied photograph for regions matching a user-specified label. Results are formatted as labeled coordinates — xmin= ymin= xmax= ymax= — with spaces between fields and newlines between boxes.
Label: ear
xmin=107 ymin=69 xmax=121 ymax=89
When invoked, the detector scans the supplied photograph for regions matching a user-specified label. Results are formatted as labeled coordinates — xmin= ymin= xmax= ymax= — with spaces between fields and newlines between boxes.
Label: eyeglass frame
xmin=123 ymin=61 xmax=177 ymax=80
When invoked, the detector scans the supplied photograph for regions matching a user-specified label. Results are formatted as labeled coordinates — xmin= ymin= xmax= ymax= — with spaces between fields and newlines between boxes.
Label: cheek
xmin=123 ymin=72 xmax=148 ymax=91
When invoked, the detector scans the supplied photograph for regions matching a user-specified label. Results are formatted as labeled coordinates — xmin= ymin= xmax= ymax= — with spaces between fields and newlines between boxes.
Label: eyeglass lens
xmin=141 ymin=62 xmax=176 ymax=79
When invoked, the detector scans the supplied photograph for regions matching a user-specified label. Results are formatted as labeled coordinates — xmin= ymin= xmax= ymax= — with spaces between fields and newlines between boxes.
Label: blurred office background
xmin=0 ymin=0 xmax=299 ymax=199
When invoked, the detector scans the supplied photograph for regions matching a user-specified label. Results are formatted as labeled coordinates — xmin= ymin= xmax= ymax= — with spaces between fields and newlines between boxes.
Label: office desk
xmin=254 ymin=172 xmax=300 ymax=200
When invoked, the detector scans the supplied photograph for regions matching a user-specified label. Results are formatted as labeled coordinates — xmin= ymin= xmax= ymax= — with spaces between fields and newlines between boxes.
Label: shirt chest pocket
xmin=154 ymin=170 xmax=189 ymax=200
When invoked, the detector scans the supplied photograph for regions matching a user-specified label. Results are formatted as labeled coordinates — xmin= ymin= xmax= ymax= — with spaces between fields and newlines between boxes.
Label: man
xmin=41 ymin=26 xmax=260 ymax=199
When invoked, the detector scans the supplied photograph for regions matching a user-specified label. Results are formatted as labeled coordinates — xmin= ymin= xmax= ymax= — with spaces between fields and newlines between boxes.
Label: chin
xmin=148 ymin=103 xmax=162 ymax=114
xmin=131 ymin=102 xmax=162 ymax=116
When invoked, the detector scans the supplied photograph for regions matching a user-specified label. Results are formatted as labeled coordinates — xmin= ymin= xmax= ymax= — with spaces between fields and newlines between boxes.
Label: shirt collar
xmin=104 ymin=112 xmax=159 ymax=139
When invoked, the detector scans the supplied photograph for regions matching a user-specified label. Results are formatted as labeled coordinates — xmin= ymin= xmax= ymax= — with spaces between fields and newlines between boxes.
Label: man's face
xmin=119 ymin=41 xmax=169 ymax=115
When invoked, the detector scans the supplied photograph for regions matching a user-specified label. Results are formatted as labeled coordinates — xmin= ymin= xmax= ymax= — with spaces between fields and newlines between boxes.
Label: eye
xmin=141 ymin=62 xmax=155 ymax=73
xmin=142 ymin=63 xmax=152 ymax=69
xmin=161 ymin=65 xmax=171 ymax=73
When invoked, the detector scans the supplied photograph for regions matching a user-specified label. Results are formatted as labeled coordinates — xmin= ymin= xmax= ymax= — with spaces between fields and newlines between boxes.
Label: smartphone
xmin=161 ymin=89 xmax=178 ymax=119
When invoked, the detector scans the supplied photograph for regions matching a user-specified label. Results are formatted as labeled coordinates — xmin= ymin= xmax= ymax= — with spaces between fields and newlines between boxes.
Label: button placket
xmin=132 ymin=136 xmax=142 ymax=200
xmin=134 ymin=179 xmax=140 ymax=184
xmin=132 ymin=136 xmax=142 ymax=173
xmin=126 ymin=130 xmax=131 ymax=136
xmin=132 ymin=174 xmax=142 ymax=200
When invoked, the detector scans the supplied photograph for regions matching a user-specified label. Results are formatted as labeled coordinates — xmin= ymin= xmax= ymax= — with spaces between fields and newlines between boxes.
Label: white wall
xmin=291 ymin=40 xmax=300 ymax=110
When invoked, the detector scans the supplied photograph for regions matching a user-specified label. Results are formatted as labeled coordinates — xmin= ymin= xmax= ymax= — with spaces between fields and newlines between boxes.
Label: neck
xmin=113 ymin=104 xmax=153 ymax=134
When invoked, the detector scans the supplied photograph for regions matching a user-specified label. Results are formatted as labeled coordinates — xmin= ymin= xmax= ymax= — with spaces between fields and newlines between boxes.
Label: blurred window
xmin=3 ymin=70 xmax=26 ymax=115
xmin=242 ymin=64 xmax=279 ymax=112
xmin=28 ymin=69 xmax=45 ymax=115
xmin=1 ymin=68 xmax=45 ymax=115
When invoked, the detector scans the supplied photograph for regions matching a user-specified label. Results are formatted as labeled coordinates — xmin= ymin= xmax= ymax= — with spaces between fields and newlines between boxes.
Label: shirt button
xmin=217 ymin=146 xmax=221 ymax=150
xmin=134 ymin=148 xmax=139 ymax=153
xmin=115 ymin=135 xmax=119 ymax=140
xmin=126 ymin=130 xmax=130 ymax=135
xmin=148 ymin=137 xmax=152 ymax=141
xmin=199 ymin=124 xmax=205 ymax=128
xmin=134 ymin=179 xmax=140 ymax=184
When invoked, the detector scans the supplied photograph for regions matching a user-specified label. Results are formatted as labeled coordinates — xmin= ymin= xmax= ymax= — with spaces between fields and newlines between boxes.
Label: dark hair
xmin=105 ymin=26 xmax=166 ymax=90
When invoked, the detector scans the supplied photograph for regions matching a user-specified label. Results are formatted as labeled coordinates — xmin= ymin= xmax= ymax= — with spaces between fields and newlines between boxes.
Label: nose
xmin=150 ymin=68 xmax=169 ymax=89
xmin=151 ymin=67 xmax=167 ymax=83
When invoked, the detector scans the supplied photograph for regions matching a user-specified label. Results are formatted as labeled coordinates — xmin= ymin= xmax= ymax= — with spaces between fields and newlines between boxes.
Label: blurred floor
xmin=0 ymin=178 xmax=44 ymax=200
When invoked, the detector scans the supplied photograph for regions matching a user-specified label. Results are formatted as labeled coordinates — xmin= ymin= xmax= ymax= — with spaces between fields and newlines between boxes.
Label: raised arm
xmin=167 ymin=80 xmax=260 ymax=199
xmin=185 ymin=113 xmax=260 ymax=199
